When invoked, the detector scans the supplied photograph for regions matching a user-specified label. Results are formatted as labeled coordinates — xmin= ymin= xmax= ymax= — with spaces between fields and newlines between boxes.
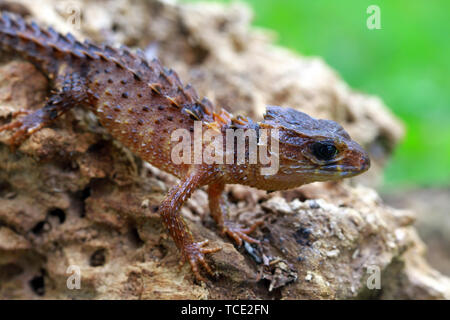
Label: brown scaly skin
xmin=0 ymin=12 xmax=370 ymax=282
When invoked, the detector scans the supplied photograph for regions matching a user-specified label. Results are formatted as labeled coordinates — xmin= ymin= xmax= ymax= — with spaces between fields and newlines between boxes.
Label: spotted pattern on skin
xmin=0 ymin=12 xmax=370 ymax=282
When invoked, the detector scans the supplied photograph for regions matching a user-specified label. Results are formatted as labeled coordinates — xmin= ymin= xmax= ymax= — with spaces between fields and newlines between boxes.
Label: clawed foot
xmin=0 ymin=120 xmax=28 ymax=148
xmin=180 ymin=239 xmax=221 ymax=282
xmin=221 ymin=220 xmax=264 ymax=246
xmin=0 ymin=110 xmax=42 ymax=149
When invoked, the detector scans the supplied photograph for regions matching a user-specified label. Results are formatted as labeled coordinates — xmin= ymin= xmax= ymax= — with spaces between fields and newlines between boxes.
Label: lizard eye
xmin=311 ymin=141 xmax=338 ymax=161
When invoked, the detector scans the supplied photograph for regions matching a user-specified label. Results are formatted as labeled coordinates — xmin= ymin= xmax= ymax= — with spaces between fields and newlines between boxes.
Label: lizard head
xmin=256 ymin=106 xmax=370 ymax=189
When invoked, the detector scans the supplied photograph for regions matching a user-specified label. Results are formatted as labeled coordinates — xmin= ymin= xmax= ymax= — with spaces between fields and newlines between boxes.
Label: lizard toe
xmin=222 ymin=220 xmax=263 ymax=246
xmin=182 ymin=240 xmax=221 ymax=282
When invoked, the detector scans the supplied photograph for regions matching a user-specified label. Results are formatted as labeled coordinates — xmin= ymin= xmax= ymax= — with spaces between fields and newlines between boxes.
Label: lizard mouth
xmin=320 ymin=165 xmax=362 ymax=177
xmin=289 ymin=153 xmax=370 ymax=178
xmin=290 ymin=165 xmax=364 ymax=178
xmin=321 ymin=164 xmax=360 ymax=171
xmin=319 ymin=156 xmax=370 ymax=177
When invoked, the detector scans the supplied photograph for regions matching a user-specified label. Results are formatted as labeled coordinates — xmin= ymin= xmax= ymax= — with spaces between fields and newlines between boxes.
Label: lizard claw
xmin=0 ymin=121 xmax=33 ymax=149
xmin=0 ymin=120 xmax=25 ymax=149
xmin=0 ymin=112 xmax=44 ymax=149
xmin=0 ymin=109 xmax=32 ymax=134
xmin=221 ymin=220 xmax=264 ymax=247
xmin=180 ymin=239 xmax=221 ymax=282
xmin=0 ymin=119 xmax=23 ymax=133
xmin=9 ymin=109 xmax=32 ymax=118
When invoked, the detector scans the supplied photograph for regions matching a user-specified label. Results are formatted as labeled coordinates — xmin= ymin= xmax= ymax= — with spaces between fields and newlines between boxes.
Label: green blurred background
xmin=184 ymin=0 xmax=450 ymax=189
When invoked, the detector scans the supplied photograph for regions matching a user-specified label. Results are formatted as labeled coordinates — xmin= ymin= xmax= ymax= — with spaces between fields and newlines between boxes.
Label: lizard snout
xmin=359 ymin=153 xmax=371 ymax=172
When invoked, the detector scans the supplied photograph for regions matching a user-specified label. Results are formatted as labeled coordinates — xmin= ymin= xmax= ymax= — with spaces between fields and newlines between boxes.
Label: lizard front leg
xmin=208 ymin=182 xmax=263 ymax=246
xmin=158 ymin=169 xmax=221 ymax=282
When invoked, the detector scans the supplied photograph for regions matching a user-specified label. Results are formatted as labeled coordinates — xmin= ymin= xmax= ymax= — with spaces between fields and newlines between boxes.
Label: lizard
xmin=0 ymin=12 xmax=370 ymax=282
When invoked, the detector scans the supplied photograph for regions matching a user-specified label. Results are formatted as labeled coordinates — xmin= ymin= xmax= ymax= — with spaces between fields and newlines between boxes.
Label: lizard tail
xmin=0 ymin=11 xmax=88 ymax=77
xmin=0 ymin=11 xmax=217 ymax=121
